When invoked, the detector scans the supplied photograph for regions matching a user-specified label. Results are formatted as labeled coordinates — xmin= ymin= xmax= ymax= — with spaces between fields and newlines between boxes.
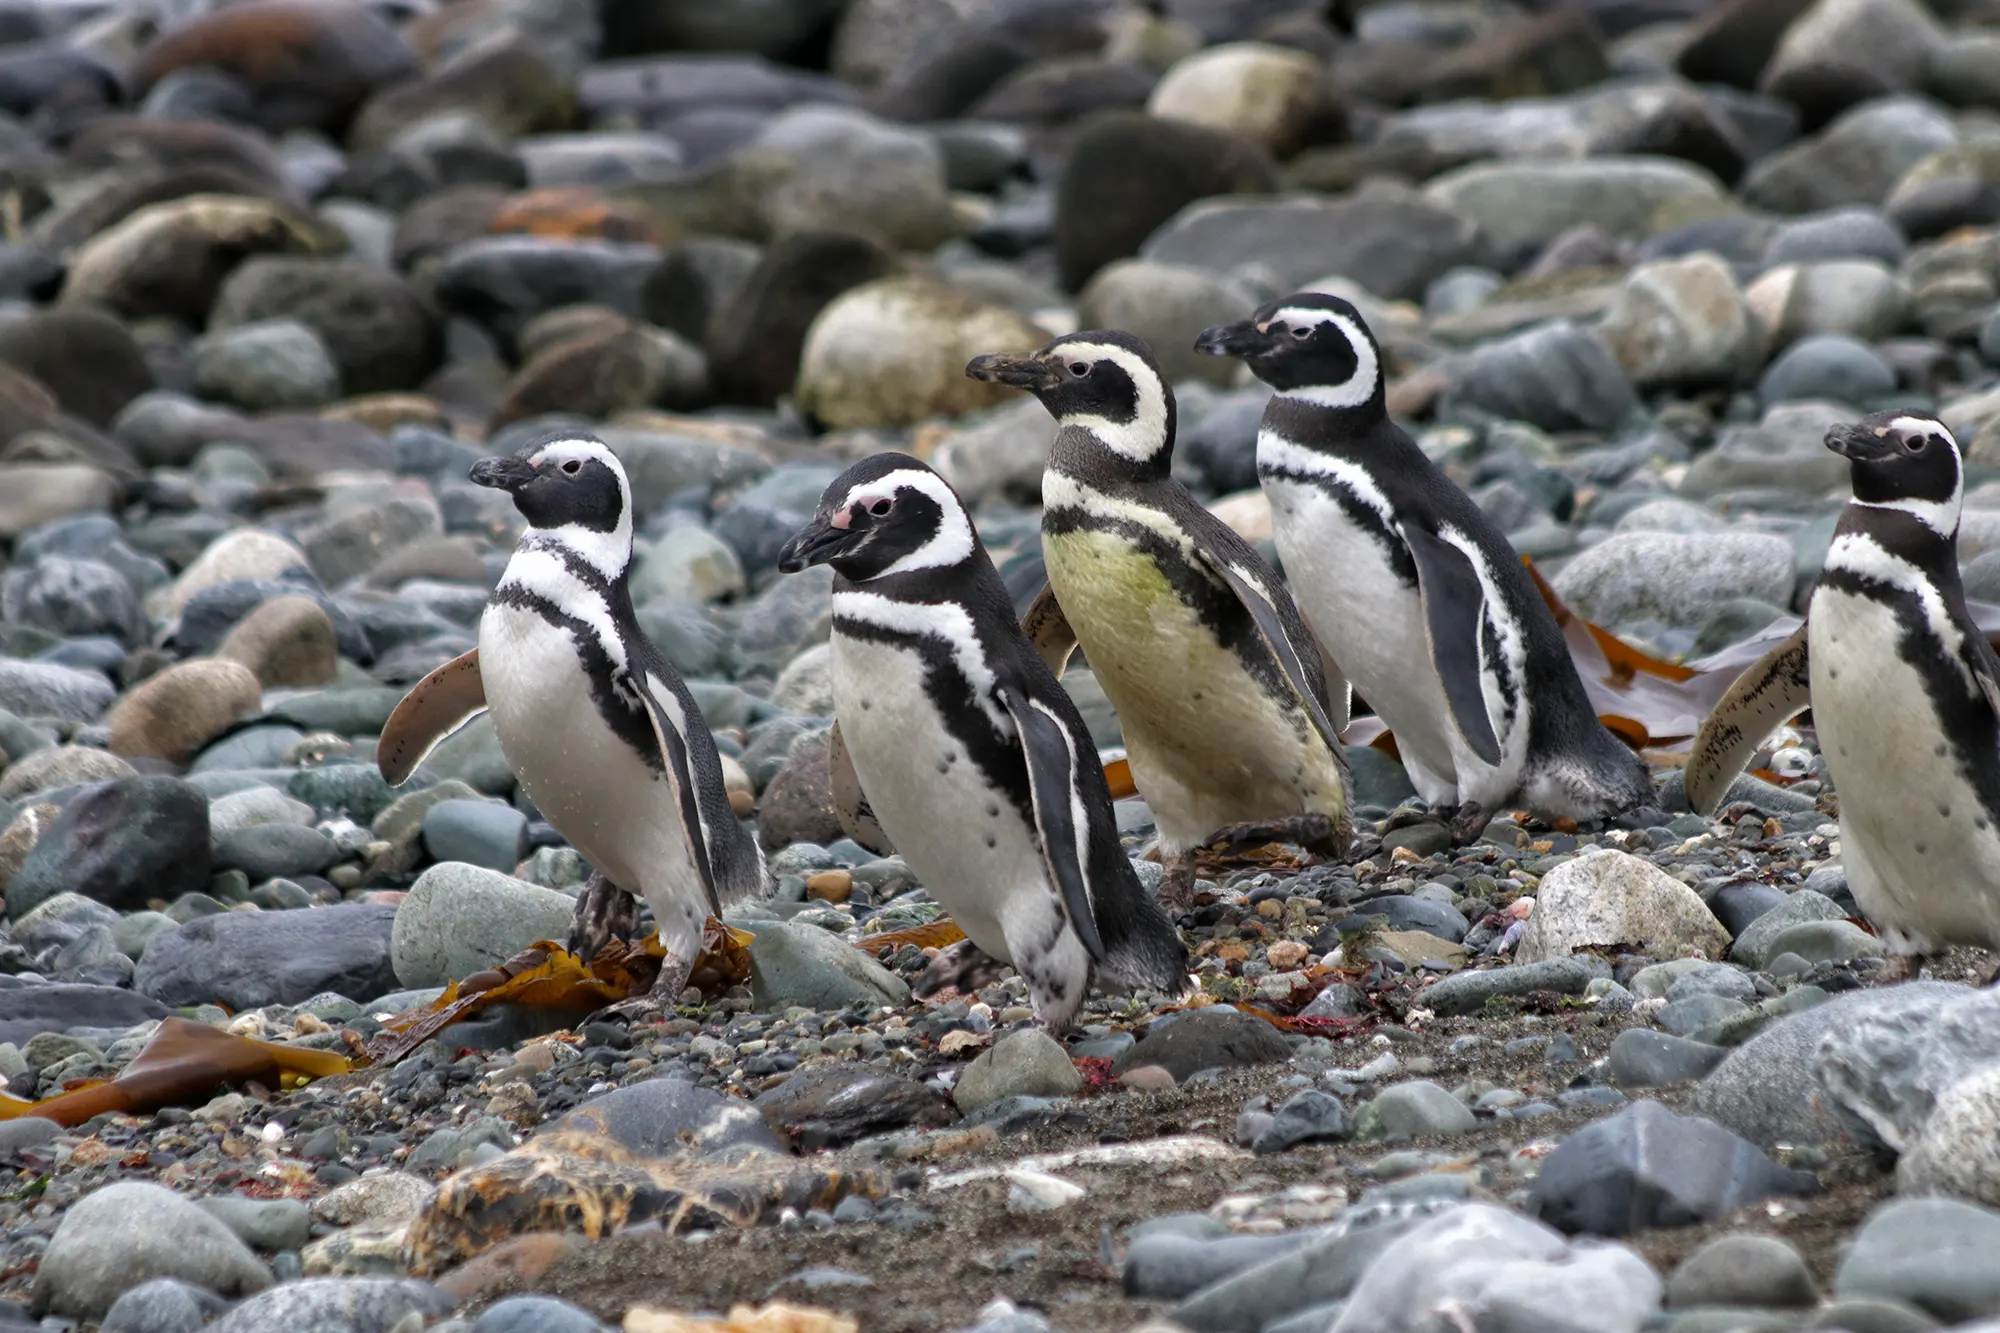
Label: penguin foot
xmin=565 ymin=872 xmax=640 ymax=963
xmin=913 ymin=938 xmax=1009 ymax=1000
xmin=1447 ymin=802 xmax=1489 ymax=847
xmin=1158 ymin=853 xmax=1198 ymax=913
xmin=1204 ymin=813 xmax=1341 ymax=859
xmin=1875 ymin=953 xmax=1929 ymax=985
xmin=588 ymin=952 xmax=695 ymax=1026
xmin=1378 ymin=805 xmax=1444 ymax=835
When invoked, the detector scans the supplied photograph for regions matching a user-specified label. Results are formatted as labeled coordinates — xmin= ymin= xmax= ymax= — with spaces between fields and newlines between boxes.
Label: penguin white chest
xmin=828 ymin=629 xmax=1049 ymax=965
xmin=477 ymin=602 xmax=699 ymax=903
xmin=1808 ymin=585 xmax=2000 ymax=951
xmin=1262 ymin=473 xmax=1463 ymax=797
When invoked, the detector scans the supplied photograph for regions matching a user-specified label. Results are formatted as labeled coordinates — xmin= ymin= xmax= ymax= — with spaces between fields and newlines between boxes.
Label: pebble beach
xmin=1 ymin=0 xmax=2000 ymax=1330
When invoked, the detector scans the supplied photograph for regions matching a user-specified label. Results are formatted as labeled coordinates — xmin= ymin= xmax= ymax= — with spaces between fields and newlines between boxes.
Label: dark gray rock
xmin=1528 ymin=1099 xmax=1817 ymax=1236
xmin=1437 ymin=320 xmax=1640 ymax=433
xmin=135 ymin=903 xmax=398 ymax=1010
xmin=0 ymin=978 xmax=167 ymax=1046
xmin=2 ymin=557 xmax=143 ymax=646
xmin=1170 ymin=1203 xmax=1450 ymax=1333
xmin=1730 ymin=889 xmax=1850 ymax=968
xmin=553 ymin=1077 xmax=784 ymax=1158
xmin=0 ymin=660 xmax=116 ymax=724
xmin=1421 ymin=957 xmax=1612 ymax=1016
xmin=419 ymin=797 xmax=528 ymax=872
xmin=475 ymin=1294 xmax=606 ymax=1333
xmin=99 ymin=1278 xmax=229 ymax=1333
xmin=754 ymin=1066 xmax=953 ymax=1150
xmin=9 ymin=777 xmax=210 ymax=916
xmin=1111 ymin=1007 xmax=1294 ymax=1081
xmin=1124 ymin=1231 xmax=1317 ymax=1302
xmin=1757 ymin=334 xmax=1897 ymax=406
xmin=1344 ymin=894 xmax=1470 ymax=943
xmin=1254 ymin=1089 xmax=1353 ymax=1154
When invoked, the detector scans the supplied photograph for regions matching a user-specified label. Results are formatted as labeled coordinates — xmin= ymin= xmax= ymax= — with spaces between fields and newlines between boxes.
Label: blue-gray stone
xmin=1757 ymin=334 xmax=1895 ymax=406
xmin=205 ymin=1277 xmax=453 ymax=1332
xmin=420 ymin=798 xmax=529 ymax=871
xmin=214 ymin=823 xmax=339 ymax=880
xmin=1254 ymin=1089 xmax=1353 ymax=1154
xmin=1529 ymin=1099 xmax=1816 ymax=1236
xmin=475 ymin=1295 xmax=606 ymax=1333
xmin=1421 ymin=956 xmax=1611 ymax=1016
xmin=1607 ymin=1030 xmax=1728 ymax=1089
xmin=9 ymin=777 xmax=211 ymax=916
xmin=1835 ymin=1197 xmax=2000 ymax=1323
xmin=135 ymin=903 xmax=398 ymax=1010
xmin=99 ymin=1278 xmax=228 ymax=1333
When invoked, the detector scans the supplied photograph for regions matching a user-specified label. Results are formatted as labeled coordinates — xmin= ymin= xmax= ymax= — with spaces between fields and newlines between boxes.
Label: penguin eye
xmin=1906 ymin=435 xmax=1928 ymax=454
xmin=561 ymin=459 xmax=582 ymax=475
xmin=869 ymin=498 xmax=893 ymax=516
xmin=1067 ymin=362 xmax=1089 ymax=377
xmin=1289 ymin=326 xmax=1310 ymax=340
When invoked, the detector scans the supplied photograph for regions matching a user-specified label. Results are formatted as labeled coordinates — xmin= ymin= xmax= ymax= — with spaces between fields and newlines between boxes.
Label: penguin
xmin=1687 ymin=410 xmax=2000 ymax=977
xmin=1194 ymin=293 xmax=1654 ymax=843
xmin=966 ymin=330 xmax=1352 ymax=911
xmin=775 ymin=452 xmax=1188 ymax=1030
xmin=375 ymin=432 xmax=767 ymax=1018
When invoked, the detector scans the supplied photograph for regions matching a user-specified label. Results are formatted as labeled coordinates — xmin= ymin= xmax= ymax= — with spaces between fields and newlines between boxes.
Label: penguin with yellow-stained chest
xmin=968 ymin=330 xmax=1352 ymax=910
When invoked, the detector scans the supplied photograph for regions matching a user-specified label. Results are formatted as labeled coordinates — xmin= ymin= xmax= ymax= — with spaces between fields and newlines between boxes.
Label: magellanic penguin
xmin=376 ymin=432 xmax=767 ymax=1017
xmin=775 ymin=453 xmax=1188 ymax=1030
xmin=1194 ymin=293 xmax=1654 ymax=843
xmin=1687 ymin=410 xmax=2000 ymax=977
xmin=966 ymin=330 xmax=1352 ymax=910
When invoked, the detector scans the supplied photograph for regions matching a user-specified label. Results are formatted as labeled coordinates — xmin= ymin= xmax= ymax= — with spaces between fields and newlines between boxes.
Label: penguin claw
xmin=586 ymin=953 xmax=695 ymax=1027
xmin=1157 ymin=854 xmax=1198 ymax=914
xmin=1204 ymin=813 xmax=1344 ymax=860
xmin=1447 ymin=802 xmax=1489 ymax=847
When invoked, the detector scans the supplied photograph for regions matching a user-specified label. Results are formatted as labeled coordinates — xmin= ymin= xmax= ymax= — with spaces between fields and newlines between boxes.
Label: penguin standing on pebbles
xmin=1689 ymin=410 xmax=2000 ymax=976
xmin=377 ymin=432 xmax=766 ymax=1018
xmin=776 ymin=453 xmax=1187 ymax=1030
xmin=1195 ymin=293 xmax=1654 ymax=843
xmin=967 ymin=331 xmax=1352 ymax=910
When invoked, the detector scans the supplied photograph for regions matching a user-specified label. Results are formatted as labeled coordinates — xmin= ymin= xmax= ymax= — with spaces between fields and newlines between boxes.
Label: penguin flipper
xmin=998 ymin=682 xmax=1108 ymax=963
xmin=828 ymin=720 xmax=894 ymax=856
xmin=622 ymin=666 xmax=726 ymax=918
xmin=1685 ymin=623 xmax=1811 ymax=818
xmin=1402 ymin=525 xmax=1504 ymax=766
xmin=378 ymin=647 xmax=486 ymax=786
xmin=1195 ymin=550 xmax=1346 ymax=754
xmin=1021 ymin=582 xmax=1079 ymax=676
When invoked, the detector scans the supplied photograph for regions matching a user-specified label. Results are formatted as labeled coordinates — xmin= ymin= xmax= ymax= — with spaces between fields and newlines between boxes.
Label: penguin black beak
xmin=1194 ymin=320 xmax=1271 ymax=359
xmin=1825 ymin=423 xmax=1893 ymax=462
xmin=777 ymin=513 xmax=860 ymax=574
xmin=966 ymin=352 xmax=1061 ymax=392
xmin=469 ymin=456 xmax=537 ymax=492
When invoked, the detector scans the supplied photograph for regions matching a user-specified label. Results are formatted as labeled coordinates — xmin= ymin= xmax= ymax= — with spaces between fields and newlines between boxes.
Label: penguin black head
xmin=966 ymin=329 xmax=1176 ymax=476
xmin=777 ymin=453 xmax=979 ymax=583
xmin=1826 ymin=410 xmax=1963 ymax=537
xmin=1194 ymin=292 xmax=1385 ymax=413
xmin=470 ymin=433 xmax=635 ymax=573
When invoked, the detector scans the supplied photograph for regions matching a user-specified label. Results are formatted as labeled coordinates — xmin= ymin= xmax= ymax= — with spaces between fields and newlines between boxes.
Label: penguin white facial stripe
xmin=1852 ymin=495 xmax=1961 ymax=537
xmin=523 ymin=440 xmax=636 ymax=578
xmin=498 ymin=549 xmax=629 ymax=673
xmin=1271 ymin=312 xmax=1378 ymax=411
xmin=1825 ymin=532 xmax=1975 ymax=689
xmin=838 ymin=469 xmax=977 ymax=579
xmin=1052 ymin=342 xmax=1170 ymax=463
xmin=1256 ymin=432 xmax=1400 ymax=531
xmin=830 ymin=589 xmax=1012 ymax=733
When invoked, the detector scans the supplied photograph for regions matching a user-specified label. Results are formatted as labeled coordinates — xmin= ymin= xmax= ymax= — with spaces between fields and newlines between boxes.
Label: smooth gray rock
xmin=1835 ymin=1197 xmax=2000 ymax=1323
xmin=1667 ymin=1233 xmax=1818 ymax=1310
xmin=1422 ymin=957 xmax=1612 ymax=1016
xmin=1172 ymin=1202 xmax=1446 ymax=1332
xmin=136 ymin=902 xmax=398 ymax=1009
xmin=9 ymin=776 xmax=211 ymax=916
xmin=1255 ymin=1089 xmax=1354 ymax=1154
xmin=420 ymin=797 xmax=530 ymax=872
xmin=1730 ymin=890 xmax=1850 ymax=968
xmin=214 ymin=822 xmax=339 ymax=880
xmin=205 ymin=1277 xmax=454 ymax=1332
xmin=475 ymin=1294 xmax=607 ymax=1333
xmin=1123 ymin=1232 xmax=1318 ymax=1302
xmin=32 ymin=1181 xmax=272 ymax=1319
xmin=0 ymin=977 xmax=167 ymax=1046
xmin=1607 ymin=1030 xmax=1728 ymax=1089
xmin=953 ymin=1029 xmax=1081 ymax=1114
xmin=390 ymin=863 xmax=578 ymax=988
xmin=100 ymin=1279 xmax=229 ymax=1333
xmin=1529 ymin=1099 xmax=1816 ymax=1236
xmin=194 ymin=1197 xmax=312 ymax=1253
xmin=1331 ymin=1202 xmax=1662 ymax=1333
xmin=1111 ymin=1007 xmax=1294 ymax=1081
xmin=1814 ymin=982 xmax=2000 ymax=1154
xmin=551 ymin=1077 xmax=784 ymax=1158
xmin=746 ymin=920 xmax=908 ymax=1011
xmin=1360 ymin=1081 xmax=1477 ymax=1140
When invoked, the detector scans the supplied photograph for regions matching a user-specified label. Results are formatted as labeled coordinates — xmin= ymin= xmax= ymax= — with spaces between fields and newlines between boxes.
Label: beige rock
xmin=1148 ymin=41 xmax=1338 ymax=158
xmin=1516 ymin=847 xmax=1732 ymax=963
xmin=216 ymin=594 xmax=340 ymax=687
xmin=0 ymin=464 xmax=118 ymax=540
xmin=0 ymin=746 xmax=135 ymax=800
xmin=1596 ymin=252 xmax=1762 ymax=388
xmin=150 ymin=529 xmax=311 ymax=621
xmin=1745 ymin=260 xmax=1908 ymax=350
xmin=1077 ymin=259 xmax=1265 ymax=387
xmin=795 ymin=277 xmax=1049 ymax=430
xmin=59 ymin=194 xmax=343 ymax=323
xmin=106 ymin=659 xmax=263 ymax=764
xmin=1209 ymin=489 xmax=1274 ymax=544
